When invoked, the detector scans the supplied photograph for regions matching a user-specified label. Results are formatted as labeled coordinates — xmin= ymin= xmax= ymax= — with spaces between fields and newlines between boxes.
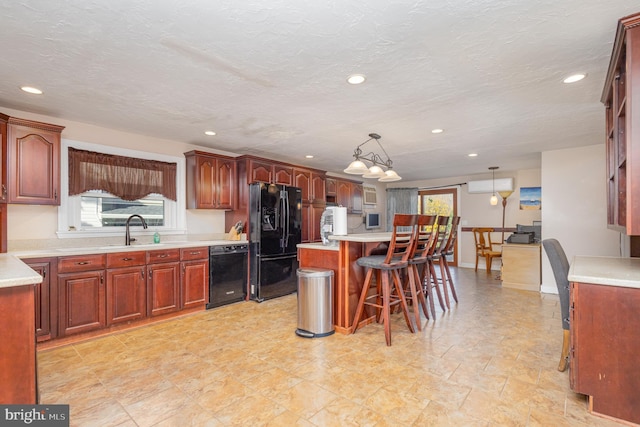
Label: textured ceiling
xmin=1 ymin=1 xmax=639 ymax=182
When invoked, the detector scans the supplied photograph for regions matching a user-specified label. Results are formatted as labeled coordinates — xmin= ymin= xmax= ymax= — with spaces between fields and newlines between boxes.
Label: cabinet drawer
xmin=58 ymin=254 xmax=106 ymax=273
xmin=146 ymin=249 xmax=180 ymax=264
xmin=106 ymin=251 xmax=146 ymax=268
xmin=180 ymin=246 xmax=209 ymax=261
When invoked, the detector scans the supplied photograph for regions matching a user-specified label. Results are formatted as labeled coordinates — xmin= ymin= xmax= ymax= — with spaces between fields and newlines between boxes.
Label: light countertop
xmin=328 ymin=232 xmax=392 ymax=243
xmin=297 ymin=242 xmax=339 ymax=251
xmin=0 ymin=255 xmax=43 ymax=289
xmin=568 ymin=256 xmax=640 ymax=289
xmin=11 ymin=239 xmax=248 ymax=259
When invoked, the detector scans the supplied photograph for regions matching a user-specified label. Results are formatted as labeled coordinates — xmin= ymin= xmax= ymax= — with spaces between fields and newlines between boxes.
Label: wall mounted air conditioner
xmin=467 ymin=178 xmax=513 ymax=194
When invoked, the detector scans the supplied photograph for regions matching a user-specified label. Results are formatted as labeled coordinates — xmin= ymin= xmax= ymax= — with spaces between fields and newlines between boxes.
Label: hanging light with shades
xmin=489 ymin=166 xmax=499 ymax=205
xmin=343 ymin=133 xmax=402 ymax=182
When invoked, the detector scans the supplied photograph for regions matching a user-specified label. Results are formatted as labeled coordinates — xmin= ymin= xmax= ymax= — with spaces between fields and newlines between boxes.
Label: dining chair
xmin=542 ymin=238 xmax=571 ymax=372
xmin=352 ymin=213 xmax=417 ymax=346
xmin=472 ymin=227 xmax=502 ymax=273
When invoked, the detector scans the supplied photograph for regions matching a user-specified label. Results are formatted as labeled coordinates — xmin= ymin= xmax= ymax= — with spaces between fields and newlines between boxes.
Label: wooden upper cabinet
xmin=294 ymin=168 xmax=311 ymax=203
xmin=6 ymin=117 xmax=64 ymax=205
xmin=311 ymin=172 xmax=326 ymax=204
xmin=336 ymin=180 xmax=351 ymax=208
xmin=273 ymin=164 xmax=293 ymax=186
xmin=351 ymin=182 xmax=363 ymax=214
xmin=326 ymin=178 xmax=337 ymax=197
xmin=248 ymin=159 xmax=273 ymax=183
xmin=185 ymin=151 xmax=237 ymax=210
xmin=602 ymin=13 xmax=640 ymax=234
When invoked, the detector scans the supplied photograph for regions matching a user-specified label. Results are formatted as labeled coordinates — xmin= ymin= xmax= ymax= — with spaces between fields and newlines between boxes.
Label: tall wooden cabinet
xmin=24 ymin=257 xmax=57 ymax=342
xmin=602 ymin=13 xmax=640 ymax=234
xmin=185 ymin=151 xmax=236 ymax=210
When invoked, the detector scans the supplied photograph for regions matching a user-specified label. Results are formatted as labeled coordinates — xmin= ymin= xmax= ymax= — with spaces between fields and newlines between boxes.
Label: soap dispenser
xmin=153 ymin=231 xmax=160 ymax=244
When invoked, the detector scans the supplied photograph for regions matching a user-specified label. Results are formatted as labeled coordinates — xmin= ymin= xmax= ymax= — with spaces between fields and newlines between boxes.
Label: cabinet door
xmin=216 ymin=158 xmax=236 ymax=209
xmin=26 ymin=260 xmax=53 ymax=342
xmin=336 ymin=180 xmax=351 ymax=208
xmin=310 ymin=204 xmax=325 ymax=242
xmin=147 ymin=262 xmax=180 ymax=317
xmin=301 ymin=203 xmax=311 ymax=243
xmin=326 ymin=178 xmax=337 ymax=197
xmin=7 ymin=121 xmax=62 ymax=205
xmin=273 ymin=164 xmax=293 ymax=185
xmin=249 ymin=160 xmax=272 ymax=183
xmin=294 ymin=169 xmax=311 ymax=203
xmin=106 ymin=266 xmax=146 ymax=325
xmin=351 ymin=183 xmax=363 ymax=213
xmin=58 ymin=270 xmax=105 ymax=337
xmin=311 ymin=173 xmax=326 ymax=203
xmin=0 ymin=117 xmax=7 ymax=204
xmin=181 ymin=259 xmax=209 ymax=309
xmin=196 ymin=155 xmax=216 ymax=209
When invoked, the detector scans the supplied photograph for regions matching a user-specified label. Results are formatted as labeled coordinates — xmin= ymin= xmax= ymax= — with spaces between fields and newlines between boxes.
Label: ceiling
xmin=2 ymin=1 xmax=639 ymax=182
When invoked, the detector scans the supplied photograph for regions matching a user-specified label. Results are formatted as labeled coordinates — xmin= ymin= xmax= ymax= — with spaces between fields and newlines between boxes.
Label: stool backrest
xmin=442 ymin=216 xmax=461 ymax=254
xmin=430 ymin=216 xmax=451 ymax=257
xmin=413 ymin=215 xmax=437 ymax=260
xmin=384 ymin=214 xmax=417 ymax=264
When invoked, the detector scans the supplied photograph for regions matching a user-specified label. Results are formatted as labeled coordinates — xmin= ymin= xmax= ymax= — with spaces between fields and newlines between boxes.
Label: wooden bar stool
xmin=352 ymin=213 xmax=417 ymax=346
xmin=439 ymin=216 xmax=460 ymax=305
xmin=421 ymin=216 xmax=449 ymax=317
xmin=403 ymin=214 xmax=437 ymax=323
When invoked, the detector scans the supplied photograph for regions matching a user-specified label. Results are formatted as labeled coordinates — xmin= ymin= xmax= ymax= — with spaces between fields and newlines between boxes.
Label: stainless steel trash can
xmin=296 ymin=268 xmax=334 ymax=338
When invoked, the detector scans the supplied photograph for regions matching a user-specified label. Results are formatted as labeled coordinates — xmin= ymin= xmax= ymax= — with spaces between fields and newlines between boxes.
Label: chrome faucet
xmin=125 ymin=214 xmax=148 ymax=245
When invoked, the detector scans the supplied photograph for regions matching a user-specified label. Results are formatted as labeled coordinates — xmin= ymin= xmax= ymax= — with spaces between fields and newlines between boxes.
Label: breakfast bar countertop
xmin=328 ymin=232 xmax=392 ymax=243
xmin=0 ymin=254 xmax=43 ymax=289
xmin=568 ymin=256 xmax=640 ymax=289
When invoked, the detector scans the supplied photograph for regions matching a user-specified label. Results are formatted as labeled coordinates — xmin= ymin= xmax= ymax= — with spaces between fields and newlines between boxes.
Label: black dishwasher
xmin=206 ymin=244 xmax=248 ymax=309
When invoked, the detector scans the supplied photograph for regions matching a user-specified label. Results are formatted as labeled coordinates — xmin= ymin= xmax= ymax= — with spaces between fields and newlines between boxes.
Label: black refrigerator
xmin=248 ymin=182 xmax=302 ymax=301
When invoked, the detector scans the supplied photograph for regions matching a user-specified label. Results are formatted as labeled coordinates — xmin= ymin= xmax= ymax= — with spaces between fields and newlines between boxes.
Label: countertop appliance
xmin=206 ymin=244 xmax=248 ymax=309
xmin=248 ymin=182 xmax=302 ymax=301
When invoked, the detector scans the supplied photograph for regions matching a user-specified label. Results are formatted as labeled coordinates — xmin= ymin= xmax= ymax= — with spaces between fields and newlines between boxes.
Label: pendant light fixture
xmin=344 ymin=133 xmax=402 ymax=182
xmin=489 ymin=166 xmax=499 ymax=205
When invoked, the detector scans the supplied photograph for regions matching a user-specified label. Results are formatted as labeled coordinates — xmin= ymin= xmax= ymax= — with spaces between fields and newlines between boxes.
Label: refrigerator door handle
xmin=262 ymin=253 xmax=297 ymax=261
xmin=283 ymin=190 xmax=290 ymax=249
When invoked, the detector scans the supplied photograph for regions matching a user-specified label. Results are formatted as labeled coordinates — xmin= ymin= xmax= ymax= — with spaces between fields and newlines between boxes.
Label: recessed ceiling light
xmin=468 ymin=153 xmax=478 ymax=157
xmin=563 ymin=73 xmax=586 ymax=83
xmin=347 ymin=74 xmax=366 ymax=85
xmin=431 ymin=128 xmax=444 ymax=134
xmin=204 ymin=131 xmax=216 ymax=136
xmin=20 ymin=86 xmax=43 ymax=95
xmin=305 ymin=155 xmax=314 ymax=159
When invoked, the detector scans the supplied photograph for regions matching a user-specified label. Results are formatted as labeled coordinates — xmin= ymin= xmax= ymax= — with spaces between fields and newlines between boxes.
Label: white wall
xmin=2 ymin=106 xmax=233 ymax=246
xmin=540 ymin=145 xmax=620 ymax=293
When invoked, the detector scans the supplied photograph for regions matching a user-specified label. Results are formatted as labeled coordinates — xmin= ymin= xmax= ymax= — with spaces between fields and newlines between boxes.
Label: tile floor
xmin=37 ymin=268 xmax=626 ymax=426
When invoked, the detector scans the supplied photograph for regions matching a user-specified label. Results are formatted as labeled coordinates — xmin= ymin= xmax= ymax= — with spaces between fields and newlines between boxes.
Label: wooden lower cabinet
xmin=147 ymin=261 xmax=180 ymax=317
xmin=58 ymin=269 xmax=106 ymax=337
xmin=570 ymin=281 xmax=640 ymax=424
xmin=0 ymin=284 xmax=37 ymax=404
xmin=106 ymin=266 xmax=146 ymax=325
xmin=24 ymin=257 xmax=57 ymax=342
xmin=180 ymin=247 xmax=209 ymax=309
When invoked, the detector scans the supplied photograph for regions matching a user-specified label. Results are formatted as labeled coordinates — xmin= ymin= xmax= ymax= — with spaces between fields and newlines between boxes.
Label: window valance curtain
xmin=68 ymin=147 xmax=177 ymax=201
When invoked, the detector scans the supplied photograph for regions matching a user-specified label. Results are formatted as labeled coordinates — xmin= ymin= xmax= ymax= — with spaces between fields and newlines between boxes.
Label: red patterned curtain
xmin=68 ymin=147 xmax=177 ymax=201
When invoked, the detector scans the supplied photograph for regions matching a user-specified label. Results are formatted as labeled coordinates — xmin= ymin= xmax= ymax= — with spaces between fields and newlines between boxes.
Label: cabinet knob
xmin=122 ymin=257 xmax=133 ymax=261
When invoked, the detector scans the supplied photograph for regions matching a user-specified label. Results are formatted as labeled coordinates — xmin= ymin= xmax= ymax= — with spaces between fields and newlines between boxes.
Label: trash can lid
xmin=296 ymin=268 xmax=334 ymax=278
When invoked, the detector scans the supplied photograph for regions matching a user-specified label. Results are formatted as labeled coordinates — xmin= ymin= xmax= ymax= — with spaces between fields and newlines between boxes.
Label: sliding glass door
xmin=418 ymin=188 xmax=459 ymax=266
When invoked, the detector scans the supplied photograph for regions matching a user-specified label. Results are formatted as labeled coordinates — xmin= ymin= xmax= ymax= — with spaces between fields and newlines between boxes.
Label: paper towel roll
xmin=333 ymin=206 xmax=348 ymax=235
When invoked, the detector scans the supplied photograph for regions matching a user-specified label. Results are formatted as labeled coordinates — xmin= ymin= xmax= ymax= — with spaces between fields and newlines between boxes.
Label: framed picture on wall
xmin=520 ymin=187 xmax=541 ymax=210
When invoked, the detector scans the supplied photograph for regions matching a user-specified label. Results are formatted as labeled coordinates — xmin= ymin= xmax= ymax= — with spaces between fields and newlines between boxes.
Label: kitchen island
xmin=0 ymin=255 xmax=43 ymax=403
xmin=297 ymin=233 xmax=391 ymax=334
xmin=568 ymin=256 xmax=640 ymax=425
